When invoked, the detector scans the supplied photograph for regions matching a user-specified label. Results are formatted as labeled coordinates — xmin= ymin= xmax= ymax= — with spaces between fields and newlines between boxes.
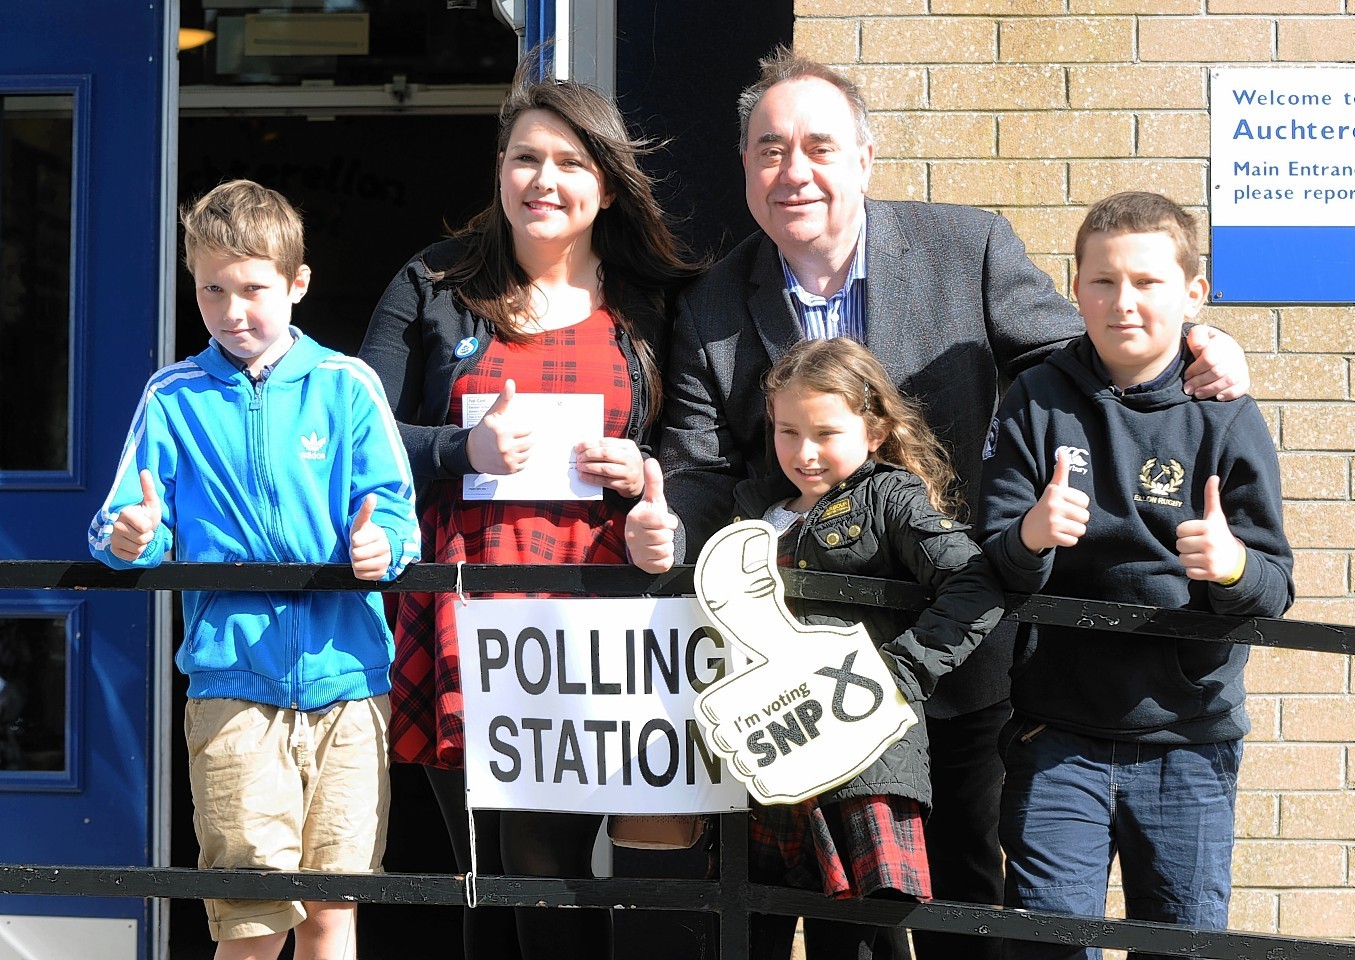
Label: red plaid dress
xmin=389 ymin=307 xmax=632 ymax=768
xmin=747 ymin=511 xmax=932 ymax=901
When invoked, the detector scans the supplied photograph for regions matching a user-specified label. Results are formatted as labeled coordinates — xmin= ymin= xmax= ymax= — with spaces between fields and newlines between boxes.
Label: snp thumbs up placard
xmin=693 ymin=519 xmax=917 ymax=805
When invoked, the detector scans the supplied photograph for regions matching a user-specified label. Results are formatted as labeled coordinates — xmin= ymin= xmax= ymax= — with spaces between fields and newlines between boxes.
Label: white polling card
xmin=461 ymin=392 xmax=605 ymax=501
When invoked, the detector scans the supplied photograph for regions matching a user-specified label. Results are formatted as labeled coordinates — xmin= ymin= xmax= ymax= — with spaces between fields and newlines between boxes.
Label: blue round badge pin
xmin=454 ymin=336 xmax=478 ymax=359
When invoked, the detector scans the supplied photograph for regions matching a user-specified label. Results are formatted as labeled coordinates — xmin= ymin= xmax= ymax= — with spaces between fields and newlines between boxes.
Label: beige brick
xmin=1076 ymin=0 xmax=1202 ymax=10
xmin=1251 ymin=355 xmax=1350 ymax=401
xmin=1239 ymin=744 xmax=1346 ymax=791
xmin=1071 ymin=66 xmax=1206 ymax=109
xmin=1285 ymin=502 xmax=1355 ymax=550
xmin=1194 ymin=307 xmax=1277 ymax=352
xmin=1229 ymin=888 xmax=1279 ymax=933
xmin=1284 ymin=406 xmax=1355 ymax=452
xmin=930 ymin=65 xmax=1067 ymax=111
xmin=798 ymin=0 xmax=925 ymax=14
xmin=1105 ymin=887 xmax=1124 ymax=923
xmin=1233 ymin=839 xmax=1347 ymax=885
xmin=1283 ymin=455 xmax=1352 ymax=500
xmin=1282 ymin=696 xmax=1355 ymax=741
xmin=1289 ymin=545 xmax=1355 ymax=596
xmin=1029 ymin=253 xmax=1071 ymax=297
xmin=936 ymin=0 xmax=1065 ymax=12
xmin=873 ymin=112 xmax=995 ymax=159
xmin=1247 ymin=695 xmax=1282 ymax=740
xmin=1279 ymin=306 xmax=1355 ymax=353
xmin=794 ymin=19 xmax=859 ymax=63
xmin=845 ymin=66 xmax=927 ymax=111
xmin=1137 ymin=112 xmax=1210 ymax=157
xmin=1282 ymin=790 xmax=1355 ymax=838
xmin=1287 ymin=597 xmax=1355 ymax=626
xmin=1000 ymin=112 xmax=1134 ymax=159
xmin=1302 ymin=555 xmax=1355 ymax=605
xmin=1258 ymin=403 xmax=1281 ymax=443
xmin=1292 ymin=547 xmax=1350 ymax=594
xmin=1247 ymin=647 xmax=1347 ymax=694
xmin=866 ymin=160 xmax=927 ymax=201
xmin=1236 ymin=790 xmax=1280 ymax=837
xmin=862 ymin=18 xmax=996 ymax=63
xmin=1215 ymin=0 xmax=1340 ymax=12
xmin=1000 ymin=17 xmax=1133 ymax=64
xmin=1279 ymin=890 xmax=1355 ymax=939
xmin=1068 ymin=159 xmax=1206 ymax=205
xmin=1140 ymin=18 xmax=1273 ymax=63
xmin=931 ymin=160 xmax=1066 ymax=206
xmin=1003 ymin=206 xmax=1087 ymax=255
xmin=1278 ymin=18 xmax=1355 ymax=62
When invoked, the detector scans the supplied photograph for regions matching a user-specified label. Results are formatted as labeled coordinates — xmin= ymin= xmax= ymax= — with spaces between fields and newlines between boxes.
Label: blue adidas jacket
xmin=89 ymin=332 xmax=420 ymax=710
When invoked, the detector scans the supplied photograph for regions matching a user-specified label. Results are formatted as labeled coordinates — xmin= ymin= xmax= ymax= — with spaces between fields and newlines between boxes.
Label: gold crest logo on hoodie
xmin=1134 ymin=457 xmax=1184 ymax=507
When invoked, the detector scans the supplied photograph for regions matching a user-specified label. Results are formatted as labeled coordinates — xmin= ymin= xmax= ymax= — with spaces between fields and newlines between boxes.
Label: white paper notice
xmin=461 ymin=393 xmax=604 ymax=501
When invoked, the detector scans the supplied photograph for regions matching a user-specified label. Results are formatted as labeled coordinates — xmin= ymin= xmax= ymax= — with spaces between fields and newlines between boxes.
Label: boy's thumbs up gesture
xmin=626 ymin=458 xmax=678 ymax=573
xmin=1020 ymin=449 xmax=1091 ymax=553
xmin=467 ymin=378 xmax=533 ymax=475
xmin=1176 ymin=475 xmax=1246 ymax=584
xmin=349 ymin=493 xmax=392 ymax=581
xmin=111 ymin=469 xmax=163 ymax=562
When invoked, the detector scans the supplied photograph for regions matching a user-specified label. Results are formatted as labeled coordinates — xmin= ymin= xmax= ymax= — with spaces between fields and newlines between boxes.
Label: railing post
xmin=719 ymin=811 xmax=751 ymax=960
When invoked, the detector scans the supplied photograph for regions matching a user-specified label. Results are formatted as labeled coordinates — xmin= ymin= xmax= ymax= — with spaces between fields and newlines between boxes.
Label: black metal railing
xmin=3 ymin=559 xmax=1354 ymax=959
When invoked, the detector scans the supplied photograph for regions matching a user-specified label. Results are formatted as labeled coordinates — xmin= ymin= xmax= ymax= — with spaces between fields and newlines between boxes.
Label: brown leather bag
xmin=606 ymin=814 xmax=706 ymax=850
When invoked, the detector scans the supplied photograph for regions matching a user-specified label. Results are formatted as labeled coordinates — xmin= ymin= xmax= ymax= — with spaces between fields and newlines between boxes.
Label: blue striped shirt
xmin=779 ymin=226 xmax=868 ymax=343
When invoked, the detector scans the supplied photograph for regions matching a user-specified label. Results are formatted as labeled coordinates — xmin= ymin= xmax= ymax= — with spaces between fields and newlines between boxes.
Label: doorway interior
xmin=171 ymin=4 xmax=515 ymax=956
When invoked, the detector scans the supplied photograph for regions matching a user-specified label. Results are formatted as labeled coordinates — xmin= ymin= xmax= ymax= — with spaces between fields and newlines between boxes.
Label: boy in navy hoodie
xmin=89 ymin=180 xmax=418 ymax=960
xmin=977 ymin=191 xmax=1293 ymax=958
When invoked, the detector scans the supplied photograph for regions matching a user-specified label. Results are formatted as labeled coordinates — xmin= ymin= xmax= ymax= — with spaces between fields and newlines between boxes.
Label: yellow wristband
xmin=1217 ymin=546 xmax=1247 ymax=588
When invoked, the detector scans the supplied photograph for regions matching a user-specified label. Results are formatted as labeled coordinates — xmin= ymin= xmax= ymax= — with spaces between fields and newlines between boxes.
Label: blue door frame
xmin=0 ymin=2 xmax=171 ymax=958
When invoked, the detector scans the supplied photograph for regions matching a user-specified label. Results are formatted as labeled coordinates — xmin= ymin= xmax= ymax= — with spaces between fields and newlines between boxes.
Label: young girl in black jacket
xmin=630 ymin=337 xmax=1005 ymax=960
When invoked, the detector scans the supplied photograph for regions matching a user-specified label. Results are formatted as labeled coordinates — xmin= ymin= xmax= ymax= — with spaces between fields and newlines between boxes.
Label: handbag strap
xmin=465 ymin=790 xmax=479 ymax=909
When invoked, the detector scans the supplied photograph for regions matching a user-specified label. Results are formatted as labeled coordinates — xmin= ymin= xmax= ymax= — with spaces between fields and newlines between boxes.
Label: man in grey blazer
xmin=635 ymin=49 xmax=1249 ymax=960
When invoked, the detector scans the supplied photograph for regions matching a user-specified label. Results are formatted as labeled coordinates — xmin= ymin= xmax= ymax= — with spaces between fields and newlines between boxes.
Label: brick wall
xmin=793 ymin=0 xmax=1355 ymax=945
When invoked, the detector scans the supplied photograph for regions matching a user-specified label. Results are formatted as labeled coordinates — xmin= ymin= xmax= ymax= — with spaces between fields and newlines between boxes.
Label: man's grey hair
xmin=736 ymin=46 xmax=874 ymax=152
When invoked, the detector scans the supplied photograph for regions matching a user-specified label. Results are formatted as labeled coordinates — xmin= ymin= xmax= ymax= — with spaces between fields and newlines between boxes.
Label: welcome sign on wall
xmin=1211 ymin=66 xmax=1355 ymax=303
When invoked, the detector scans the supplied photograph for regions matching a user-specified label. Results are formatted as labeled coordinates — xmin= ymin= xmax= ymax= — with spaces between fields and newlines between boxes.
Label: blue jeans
xmin=998 ymin=716 xmax=1241 ymax=960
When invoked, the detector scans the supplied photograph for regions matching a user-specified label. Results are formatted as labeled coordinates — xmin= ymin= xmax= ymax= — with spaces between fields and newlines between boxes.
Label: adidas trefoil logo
xmin=301 ymin=431 xmax=328 ymax=461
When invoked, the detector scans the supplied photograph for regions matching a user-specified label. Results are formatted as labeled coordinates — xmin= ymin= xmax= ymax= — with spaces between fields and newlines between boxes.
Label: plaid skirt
xmin=749 ymin=793 xmax=931 ymax=901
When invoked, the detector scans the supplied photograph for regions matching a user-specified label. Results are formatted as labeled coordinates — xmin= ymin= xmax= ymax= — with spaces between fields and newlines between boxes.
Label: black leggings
xmin=424 ymin=764 xmax=612 ymax=960
xmin=752 ymin=913 xmax=886 ymax=960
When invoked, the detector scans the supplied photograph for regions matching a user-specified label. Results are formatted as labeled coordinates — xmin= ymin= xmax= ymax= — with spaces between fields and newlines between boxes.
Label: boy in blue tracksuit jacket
xmin=88 ymin=180 xmax=418 ymax=960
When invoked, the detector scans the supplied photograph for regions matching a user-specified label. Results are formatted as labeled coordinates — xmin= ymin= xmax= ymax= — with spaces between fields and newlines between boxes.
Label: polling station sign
xmin=1211 ymin=67 xmax=1355 ymax=303
xmin=457 ymin=598 xmax=748 ymax=814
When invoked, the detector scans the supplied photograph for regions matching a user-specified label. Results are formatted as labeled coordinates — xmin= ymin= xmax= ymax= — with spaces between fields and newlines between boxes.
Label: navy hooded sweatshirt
xmin=977 ymin=335 xmax=1294 ymax=744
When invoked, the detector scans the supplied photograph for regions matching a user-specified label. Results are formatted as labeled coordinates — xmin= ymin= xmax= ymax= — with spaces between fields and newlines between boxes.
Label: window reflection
xmin=0 ymin=94 xmax=73 ymax=473
xmin=0 ymin=617 xmax=67 ymax=772
xmin=179 ymin=0 xmax=517 ymax=87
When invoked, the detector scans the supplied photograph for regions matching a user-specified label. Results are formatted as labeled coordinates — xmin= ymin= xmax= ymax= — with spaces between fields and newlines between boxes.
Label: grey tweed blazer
xmin=659 ymin=198 xmax=1083 ymax=717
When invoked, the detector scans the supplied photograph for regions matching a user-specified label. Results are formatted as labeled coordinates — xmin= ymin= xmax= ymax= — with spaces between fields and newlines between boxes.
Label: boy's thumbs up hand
xmin=468 ymin=378 xmax=533 ymax=475
xmin=110 ymin=469 xmax=163 ymax=562
xmin=1019 ymin=447 xmax=1091 ymax=553
xmin=625 ymin=458 xmax=678 ymax=573
xmin=349 ymin=492 xmax=392 ymax=581
xmin=1176 ymin=475 xmax=1244 ymax=583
